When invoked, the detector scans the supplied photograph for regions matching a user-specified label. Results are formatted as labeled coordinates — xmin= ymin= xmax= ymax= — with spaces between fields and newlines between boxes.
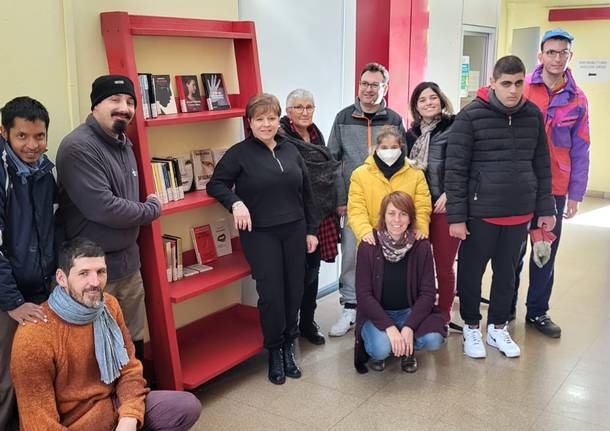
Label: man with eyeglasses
xmin=327 ymin=62 xmax=407 ymax=337
xmin=511 ymin=28 xmax=590 ymax=338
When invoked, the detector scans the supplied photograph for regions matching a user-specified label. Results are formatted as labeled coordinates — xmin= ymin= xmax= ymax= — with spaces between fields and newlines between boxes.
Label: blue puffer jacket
xmin=0 ymin=137 xmax=57 ymax=311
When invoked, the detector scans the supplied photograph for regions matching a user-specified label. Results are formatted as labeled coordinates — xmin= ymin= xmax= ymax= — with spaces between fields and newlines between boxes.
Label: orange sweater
xmin=11 ymin=294 xmax=148 ymax=430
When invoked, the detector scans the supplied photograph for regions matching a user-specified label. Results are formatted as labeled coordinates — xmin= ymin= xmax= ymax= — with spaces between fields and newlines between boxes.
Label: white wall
xmin=427 ymin=0 xmax=500 ymax=112
xmin=237 ymin=0 xmax=357 ymax=299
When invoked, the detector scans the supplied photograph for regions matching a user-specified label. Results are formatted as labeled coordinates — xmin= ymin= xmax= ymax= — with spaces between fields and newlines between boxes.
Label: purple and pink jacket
xmin=524 ymin=64 xmax=590 ymax=201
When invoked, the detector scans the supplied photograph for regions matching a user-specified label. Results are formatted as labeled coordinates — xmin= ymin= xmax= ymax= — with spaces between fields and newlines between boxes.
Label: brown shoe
xmin=401 ymin=354 xmax=418 ymax=373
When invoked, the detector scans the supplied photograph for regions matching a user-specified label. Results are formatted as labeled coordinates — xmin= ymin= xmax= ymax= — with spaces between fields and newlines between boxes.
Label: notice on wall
xmin=573 ymin=59 xmax=608 ymax=83
xmin=460 ymin=56 xmax=470 ymax=98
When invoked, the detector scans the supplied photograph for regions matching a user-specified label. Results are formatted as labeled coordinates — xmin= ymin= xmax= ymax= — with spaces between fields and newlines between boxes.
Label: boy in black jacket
xmin=445 ymin=56 xmax=556 ymax=359
xmin=0 ymin=97 xmax=56 ymax=431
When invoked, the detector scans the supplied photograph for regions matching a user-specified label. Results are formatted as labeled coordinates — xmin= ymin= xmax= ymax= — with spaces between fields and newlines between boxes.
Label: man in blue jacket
xmin=0 ymin=96 xmax=56 ymax=430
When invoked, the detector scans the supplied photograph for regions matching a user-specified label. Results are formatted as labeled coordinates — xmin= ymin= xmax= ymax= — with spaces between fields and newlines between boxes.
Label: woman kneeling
xmin=354 ymin=191 xmax=447 ymax=373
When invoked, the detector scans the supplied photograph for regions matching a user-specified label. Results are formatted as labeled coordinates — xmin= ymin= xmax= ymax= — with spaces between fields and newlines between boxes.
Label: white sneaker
xmin=463 ymin=325 xmax=487 ymax=358
xmin=329 ymin=308 xmax=356 ymax=337
xmin=486 ymin=324 xmax=521 ymax=358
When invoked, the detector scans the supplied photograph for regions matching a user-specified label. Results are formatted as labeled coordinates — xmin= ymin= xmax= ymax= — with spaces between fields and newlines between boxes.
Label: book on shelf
xmin=163 ymin=234 xmax=184 ymax=280
xmin=183 ymin=263 xmax=214 ymax=278
xmin=176 ymin=155 xmax=195 ymax=193
xmin=175 ymin=75 xmax=203 ymax=113
xmin=190 ymin=149 xmax=215 ymax=190
xmin=152 ymin=157 xmax=184 ymax=200
xmin=190 ymin=224 xmax=217 ymax=264
xmin=201 ymin=73 xmax=231 ymax=110
xmin=151 ymin=162 xmax=169 ymax=204
xmin=210 ymin=219 xmax=233 ymax=257
xmin=137 ymin=74 xmax=152 ymax=119
xmin=138 ymin=73 xmax=158 ymax=118
xmin=212 ymin=148 xmax=229 ymax=167
xmin=151 ymin=74 xmax=178 ymax=115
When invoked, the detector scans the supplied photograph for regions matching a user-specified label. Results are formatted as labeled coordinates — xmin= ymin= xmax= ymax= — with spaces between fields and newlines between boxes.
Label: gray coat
xmin=327 ymin=99 xmax=406 ymax=206
xmin=56 ymin=115 xmax=160 ymax=281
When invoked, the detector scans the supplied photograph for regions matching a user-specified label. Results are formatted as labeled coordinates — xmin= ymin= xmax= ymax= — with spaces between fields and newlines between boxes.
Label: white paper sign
xmin=573 ymin=59 xmax=608 ymax=83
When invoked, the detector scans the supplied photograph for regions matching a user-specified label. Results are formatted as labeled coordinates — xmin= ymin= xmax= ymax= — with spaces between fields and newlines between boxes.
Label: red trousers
xmin=429 ymin=212 xmax=461 ymax=323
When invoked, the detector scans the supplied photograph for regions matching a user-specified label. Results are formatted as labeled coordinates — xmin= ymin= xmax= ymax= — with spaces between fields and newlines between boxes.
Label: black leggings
xmin=240 ymin=219 xmax=306 ymax=349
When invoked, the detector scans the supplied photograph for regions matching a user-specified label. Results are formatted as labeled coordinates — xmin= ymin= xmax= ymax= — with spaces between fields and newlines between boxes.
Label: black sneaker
xmin=369 ymin=359 xmax=385 ymax=371
xmin=526 ymin=314 xmax=561 ymax=338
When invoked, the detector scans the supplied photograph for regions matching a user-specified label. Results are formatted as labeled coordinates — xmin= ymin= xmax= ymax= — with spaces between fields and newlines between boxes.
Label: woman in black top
xmin=405 ymin=82 xmax=460 ymax=324
xmin=279 ymin=88 xmax=340 ymax=346
xmin=207 ymin=93 xmax=319 ymax=385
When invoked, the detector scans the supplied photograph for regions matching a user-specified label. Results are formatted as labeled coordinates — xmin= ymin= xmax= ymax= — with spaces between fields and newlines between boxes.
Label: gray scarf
xmin=377 ymin=229 xmax=415 ymax=262
xmin=408 ymin=116 xmax=441 ymax=170
xmin=3 ymin=139 xmax=44 ymax=184
xmin=48 ymin=286 xmax=129 ymax=384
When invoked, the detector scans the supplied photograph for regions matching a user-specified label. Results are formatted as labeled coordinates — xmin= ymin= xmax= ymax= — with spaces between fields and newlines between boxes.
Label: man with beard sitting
xmin=56 ymin=75 xmax=161 ymax=360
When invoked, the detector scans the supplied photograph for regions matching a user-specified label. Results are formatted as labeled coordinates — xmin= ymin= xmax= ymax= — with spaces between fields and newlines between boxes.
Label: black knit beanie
xmin=90 ymin=75 xmax=137 ymax=110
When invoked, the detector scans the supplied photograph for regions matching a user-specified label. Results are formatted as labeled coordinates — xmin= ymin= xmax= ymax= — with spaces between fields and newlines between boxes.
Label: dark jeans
xmin=458 ymin=218 xmax=529 ymax=325
xmin=141 ymin=390 xmax=201 ymax=431
xmin=514 ymin=195 xmax=565 ymax=318
xmin=299 ymin=248 xmax=321 ymax=334
xmin=240 ymin=220 xmax=306 ymax=349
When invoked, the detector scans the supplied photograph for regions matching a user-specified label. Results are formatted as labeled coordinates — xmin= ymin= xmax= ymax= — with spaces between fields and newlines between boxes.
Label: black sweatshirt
xmin=207 ymin=134 xmax=320 ymax=234
xmin=381 ymin=255 xmax=409 ymax=310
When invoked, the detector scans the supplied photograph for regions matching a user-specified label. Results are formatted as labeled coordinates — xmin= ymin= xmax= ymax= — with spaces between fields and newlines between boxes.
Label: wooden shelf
xmin=128 ymin=15 xmax=255 ymax=40
xmin=177 ymin=304 xmax=263 ymax=389
xmin=144 ymin=108 xmax=245 ymax=127
xmin=161 ymin=190 xmax=217 ymax=216
xmin=169 ymin=249 xmax=250 ymax=303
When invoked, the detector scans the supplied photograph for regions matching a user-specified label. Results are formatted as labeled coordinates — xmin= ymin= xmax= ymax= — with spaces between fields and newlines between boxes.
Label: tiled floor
xmin=192 ymin=197 xmax=610 ymax=430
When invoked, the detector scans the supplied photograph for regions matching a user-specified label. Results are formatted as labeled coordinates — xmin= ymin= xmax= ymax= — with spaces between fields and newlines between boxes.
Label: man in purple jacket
xmin=56 ymin=75 xmax=161 ymax=359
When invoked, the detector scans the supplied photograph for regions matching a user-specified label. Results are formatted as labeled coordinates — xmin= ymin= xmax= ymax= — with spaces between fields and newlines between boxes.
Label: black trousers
xmin=457 ymin=218 xmax=529 ymax=326
xmin=240 ymin=219 xmax=306 ymax=349
xmin=299 ymin=248 xmax=321 ymax=334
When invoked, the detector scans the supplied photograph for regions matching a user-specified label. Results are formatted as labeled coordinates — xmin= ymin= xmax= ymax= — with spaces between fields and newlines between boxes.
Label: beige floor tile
xmin=529 ymin=412 xmax=610 ymax=431
xmin=546 ymin=383 xmax=610 ymax=426
xmin=330 ymin=401 xmax=436 ymax=431
xmin=192 ymin=394 xmax=313 ymax=431
xmin=440 ymin=390 xmax=543 ymax=431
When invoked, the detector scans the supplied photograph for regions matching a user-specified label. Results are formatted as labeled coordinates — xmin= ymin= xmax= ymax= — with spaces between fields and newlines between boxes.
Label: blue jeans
xmin=361 ymin=308 xmax=445 ymax=360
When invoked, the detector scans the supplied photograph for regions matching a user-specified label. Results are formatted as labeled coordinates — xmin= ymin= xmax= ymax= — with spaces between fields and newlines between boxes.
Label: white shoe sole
xmin=486 ymin=334 xmax=520 ymax=358
xmin=463 ymin=345 xmax=487 ymax=359
xmin=328 ymin=323 xmax=354 ymax=337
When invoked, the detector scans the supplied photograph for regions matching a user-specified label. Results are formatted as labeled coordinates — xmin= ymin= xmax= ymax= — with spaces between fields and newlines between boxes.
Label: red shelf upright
xmin=100 ymin=11 xmax=263 ymax=390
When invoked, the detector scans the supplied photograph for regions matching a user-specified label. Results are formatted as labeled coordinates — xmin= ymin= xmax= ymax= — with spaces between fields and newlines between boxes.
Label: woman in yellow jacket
xmin=348 ymin=125 xmax=432 ymax=245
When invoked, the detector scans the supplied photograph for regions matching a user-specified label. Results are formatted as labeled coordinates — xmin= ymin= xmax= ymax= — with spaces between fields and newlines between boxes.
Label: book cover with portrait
xmin=201 ymin=73 xmax=231 ymax=110
xmin=151 ymin=74 xmax=178 ymax=115
xmin=175 ymin=75 xmax=203 ymax=113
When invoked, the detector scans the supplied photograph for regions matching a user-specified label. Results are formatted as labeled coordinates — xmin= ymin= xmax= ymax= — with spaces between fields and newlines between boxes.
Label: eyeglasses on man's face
xmin=359 ymin=81 xmax=385 ymax=90
xmin=288 ymin=105 xmax=315 ymax=114
xmin=543 ymin=49 xmax=571 ymax=59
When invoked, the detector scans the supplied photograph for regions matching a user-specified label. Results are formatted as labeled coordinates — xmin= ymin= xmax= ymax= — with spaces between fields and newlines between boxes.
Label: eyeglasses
xmin=543 ymin=49 xmax=571 ymax=59
xmin=288 ymin=105 xmax=315 ymax=113
xmin=359 ymin=81 xmax=384 ymax=90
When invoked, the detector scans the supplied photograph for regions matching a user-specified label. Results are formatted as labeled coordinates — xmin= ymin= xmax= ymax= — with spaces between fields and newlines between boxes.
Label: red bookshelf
xmin=101 ymin=11 xmax=263 ymax=391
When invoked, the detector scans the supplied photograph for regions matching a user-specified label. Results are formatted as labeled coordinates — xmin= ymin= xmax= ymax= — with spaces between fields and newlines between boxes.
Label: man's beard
xmin=112 ymin=119 xmax=128 ymax=135
xmin=68 ymin=286 xmax=103 ymax=308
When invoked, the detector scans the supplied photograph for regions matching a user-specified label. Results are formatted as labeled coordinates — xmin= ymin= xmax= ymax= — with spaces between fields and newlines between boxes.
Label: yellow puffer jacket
xmin=348 ymin=156 xmax=432 ymax=242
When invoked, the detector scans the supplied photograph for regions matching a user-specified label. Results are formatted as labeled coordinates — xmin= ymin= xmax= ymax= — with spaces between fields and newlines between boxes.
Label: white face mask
xmin=376 ymin=148 xmax=402 ymax=166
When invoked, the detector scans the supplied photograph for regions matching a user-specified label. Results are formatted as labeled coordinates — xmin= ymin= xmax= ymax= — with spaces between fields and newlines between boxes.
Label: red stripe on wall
xmin=549 ymin=7 xmax=610 ymax=22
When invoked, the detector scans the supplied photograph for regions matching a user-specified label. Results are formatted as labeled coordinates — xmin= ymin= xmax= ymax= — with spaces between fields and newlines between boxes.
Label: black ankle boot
xmin=282 ymin=341 xmax=302 ymax=378
xmin=268 ymin=348 xmax=286 ymax=385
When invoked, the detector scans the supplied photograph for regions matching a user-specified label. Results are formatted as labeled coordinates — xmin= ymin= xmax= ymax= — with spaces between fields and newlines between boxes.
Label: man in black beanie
xmin=56 ymin=74 xmax=161 ymax=360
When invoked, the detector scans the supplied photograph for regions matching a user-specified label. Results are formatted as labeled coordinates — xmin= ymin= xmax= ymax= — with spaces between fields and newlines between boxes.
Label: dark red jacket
xmin=354 ymin=232 xmax=447 ymax=372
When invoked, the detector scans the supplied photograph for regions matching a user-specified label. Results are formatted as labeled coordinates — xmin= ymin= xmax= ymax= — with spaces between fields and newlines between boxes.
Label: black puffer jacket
xmin=406 ymin=115 xmax=454 ymax=202
xmin=445 ymin=87 xmax=555 ymax=223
